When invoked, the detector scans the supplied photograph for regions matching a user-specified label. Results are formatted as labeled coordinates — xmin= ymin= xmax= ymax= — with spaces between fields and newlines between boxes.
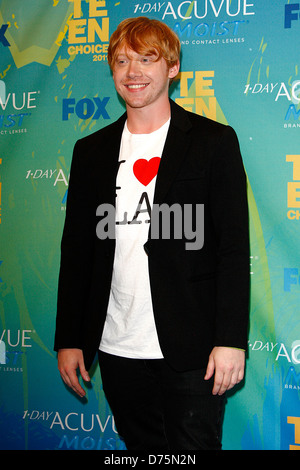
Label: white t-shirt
xmin=99 ymin=119 xmax=170 ymax=359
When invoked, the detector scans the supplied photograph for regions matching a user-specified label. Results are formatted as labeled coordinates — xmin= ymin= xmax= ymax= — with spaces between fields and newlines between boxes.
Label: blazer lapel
xmin=153 ymin=100 xmax=192 ymax=206
xmin=95 ymin=112 xmax=127 ymax=206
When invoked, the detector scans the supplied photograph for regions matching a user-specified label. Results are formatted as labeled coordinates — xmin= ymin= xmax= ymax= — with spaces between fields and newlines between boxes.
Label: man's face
xmin=112 ymin=47 xmax=179 ymax=111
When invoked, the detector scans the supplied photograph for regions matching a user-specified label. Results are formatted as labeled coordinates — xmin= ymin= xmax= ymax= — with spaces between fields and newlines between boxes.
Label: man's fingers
xmin=212 ymin=370 xmax=225 ymax=395
xmin=62 ymin=366 xmax=86 ymax=397
xmin=79 ymin=361 xmax=91 ymax=383
xmin=207 ymin=347 xmax=245 ymax=395
xmin=57 ymin=349 xmax=89 ymax=398
xmin=204 ymin=355 xmax=215 ymax=381
xmin=212 ymin=367 xmax=244 ymax=395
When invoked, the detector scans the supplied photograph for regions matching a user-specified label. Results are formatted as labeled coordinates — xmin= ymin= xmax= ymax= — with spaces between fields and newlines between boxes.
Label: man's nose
xmin=127 ymin=60 xmax=142 ymax=77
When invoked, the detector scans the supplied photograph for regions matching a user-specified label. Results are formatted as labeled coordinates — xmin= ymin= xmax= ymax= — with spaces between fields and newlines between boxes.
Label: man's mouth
xmin=125 ymin=83 xmax=149 ymax=90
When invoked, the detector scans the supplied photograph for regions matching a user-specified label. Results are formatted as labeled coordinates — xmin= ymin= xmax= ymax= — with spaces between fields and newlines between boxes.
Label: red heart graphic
xmin=133 ymin=157 xmax=161 ymax=186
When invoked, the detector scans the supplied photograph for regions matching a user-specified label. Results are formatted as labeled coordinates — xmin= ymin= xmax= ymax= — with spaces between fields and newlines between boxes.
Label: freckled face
xmin=112 ymin=48 xmax=179 ymax=111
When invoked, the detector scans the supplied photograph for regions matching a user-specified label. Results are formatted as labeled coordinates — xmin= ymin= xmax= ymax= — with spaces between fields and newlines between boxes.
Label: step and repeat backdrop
xmin=0 ymin=0 xmax=300 ymax=451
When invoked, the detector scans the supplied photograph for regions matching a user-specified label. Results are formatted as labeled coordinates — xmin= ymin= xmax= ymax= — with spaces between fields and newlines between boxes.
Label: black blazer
xmin=54 ymin=100 xmax=250 ymax=372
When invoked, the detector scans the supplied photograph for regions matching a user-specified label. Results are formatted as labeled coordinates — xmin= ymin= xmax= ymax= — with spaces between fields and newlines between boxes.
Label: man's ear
xmin=168 ymin=60 xmax=180 ymax=79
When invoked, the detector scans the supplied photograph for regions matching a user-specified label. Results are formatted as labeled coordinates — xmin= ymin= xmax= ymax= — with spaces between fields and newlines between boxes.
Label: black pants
xmin=98 ymin=351 xmax=224 ymax=451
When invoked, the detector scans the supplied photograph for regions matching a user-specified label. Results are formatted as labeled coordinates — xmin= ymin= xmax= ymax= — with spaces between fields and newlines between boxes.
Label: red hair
xmin=108 ymin=17 xmax=180 ymax=70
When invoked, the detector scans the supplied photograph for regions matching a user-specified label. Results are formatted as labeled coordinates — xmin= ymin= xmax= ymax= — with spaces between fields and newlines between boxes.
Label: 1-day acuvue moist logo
xmin=133 ymin=1 xmax=255 ymax=44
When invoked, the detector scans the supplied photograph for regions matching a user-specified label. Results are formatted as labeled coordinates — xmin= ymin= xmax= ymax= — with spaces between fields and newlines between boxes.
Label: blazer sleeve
xmin=54 ymin=139 xmax=96 ymax=351
xmin=209 ymin=126 xmax=250 ymax=350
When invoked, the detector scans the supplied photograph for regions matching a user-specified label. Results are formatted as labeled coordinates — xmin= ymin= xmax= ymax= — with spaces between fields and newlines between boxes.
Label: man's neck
xmin=126 ymin=100 xmax=171 ymax=134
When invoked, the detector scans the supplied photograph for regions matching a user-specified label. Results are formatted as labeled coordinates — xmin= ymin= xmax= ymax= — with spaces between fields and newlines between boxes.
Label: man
xmin=54 ymin=17 xmax=249 ymax=450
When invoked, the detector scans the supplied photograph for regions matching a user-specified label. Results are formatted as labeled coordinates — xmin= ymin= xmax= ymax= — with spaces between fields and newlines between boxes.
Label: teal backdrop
xmin=0 ymin=0 xmax=300 ymax=451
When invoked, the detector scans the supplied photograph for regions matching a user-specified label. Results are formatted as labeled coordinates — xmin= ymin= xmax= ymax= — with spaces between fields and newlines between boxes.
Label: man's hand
xmin=57 ymin=348 xmax=90 ymax=398
xmin=204 ymin=346 xmax=245 ymax=395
